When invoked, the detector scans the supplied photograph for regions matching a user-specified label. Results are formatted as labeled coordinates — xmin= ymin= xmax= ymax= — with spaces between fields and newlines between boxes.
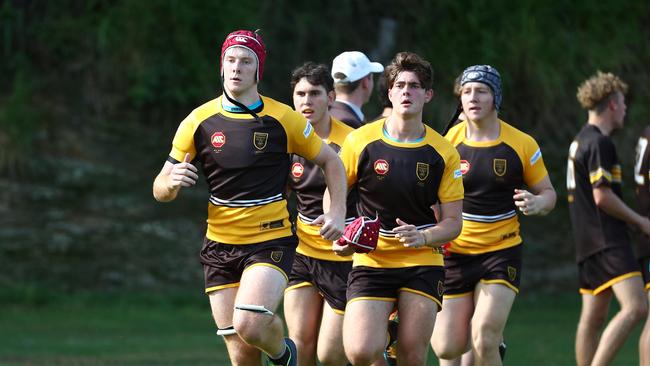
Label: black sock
xmin=269 ymin=344 xmax=291 ymax=366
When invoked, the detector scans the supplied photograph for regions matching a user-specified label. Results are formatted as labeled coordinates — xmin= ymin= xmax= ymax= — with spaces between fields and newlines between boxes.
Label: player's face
xmin=611 ymin=91 xmax=627 ymax=130
xmin=388 ymin=71 xmax=433 ymax=117
xmin=292 ymin=78 xmax=333 ymax=126
xmin=461 ymin=82 xmax=496 ymax=122
xmin=222 ymin=47 xmax=258 ymax=96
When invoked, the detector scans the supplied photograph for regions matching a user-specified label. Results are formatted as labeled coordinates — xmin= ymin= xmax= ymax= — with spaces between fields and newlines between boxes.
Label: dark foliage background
xmin=2 ymin=0 xmax=650 ymax=295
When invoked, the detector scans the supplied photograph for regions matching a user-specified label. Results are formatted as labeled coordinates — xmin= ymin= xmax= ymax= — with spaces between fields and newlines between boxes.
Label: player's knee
xmin=471 ymin=326 xmax=500 ymax=358
xmin=233 ymin=314 xmax=268 ymax=345
xmin=318 ymin=349 xmax=347 ymax=366
xmin=432 ymin=337 xmax=465 ymax=360
xmin=344 ymin=344 xmax=382 ymax=366
xmin=624 ymin=300 xmax=649 ymax=323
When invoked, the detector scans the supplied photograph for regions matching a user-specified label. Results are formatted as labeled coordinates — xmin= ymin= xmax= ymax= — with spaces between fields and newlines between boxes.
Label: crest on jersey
xmin=493 ymin=159 xmax=507 ymax=176
xmin=291 ymin=162 xmax=304 ymax=178
xmin=270 ymin=251 xmax=283 ymax=263
xmin=460 ymin=160 xmax=471 ymax=175
xmin=437 ymin=280 xmax=444 ymax=297
xmin=416 ymin=162 xmax=429 ymax=181
xmin=253 ymin=132 xmax=268 ymax=150
xmin=211 ymin=132 xmax=226 ymax=148
xmin=507 ymin=266 xmax=517 ymax=281
xmin=374 ymin=159 xmax=389 ymax=175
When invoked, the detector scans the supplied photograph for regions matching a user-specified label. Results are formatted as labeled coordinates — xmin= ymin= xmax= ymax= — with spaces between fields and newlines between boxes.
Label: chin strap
xmin=221 ymin=78 xmax=262 ymax=123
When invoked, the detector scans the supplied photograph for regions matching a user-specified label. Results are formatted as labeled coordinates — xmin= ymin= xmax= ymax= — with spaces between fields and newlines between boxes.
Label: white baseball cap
xmin=331 ymin=51 xmax=384 ymax=83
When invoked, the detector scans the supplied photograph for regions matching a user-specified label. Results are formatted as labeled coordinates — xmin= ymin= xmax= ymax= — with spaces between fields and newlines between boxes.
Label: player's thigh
xmin=397 ymin=290 xmax=437 ymax=350
xmin=317 ymin=302 xmax=346 ymax=358
xmin=284 ymin=285 xmax=323 ymax=338
xmin=209 ymin=286 xmax=239 ymax=327
xmin=236 ymin=265 xmax=288 ymax=311
xmin=343 ymin=299 xmax=393 ymax=351
xmin=580 ymin=290 xmax=612 ymax=323
xmin=472 ymin=282 xmax=516 ymax=333
xmin=612 ymin=274 xmax=646 ymax=309
xmin=432 ymin=295 xmax=474 ymax=349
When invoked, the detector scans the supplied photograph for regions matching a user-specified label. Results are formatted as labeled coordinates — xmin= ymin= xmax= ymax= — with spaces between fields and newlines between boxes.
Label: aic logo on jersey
xmin=493 ymin=158 xmax=507 ymax=176
xmin=460 ymin=160 xmax=471 ymax=175
xmin=374 ymin=159 xmax=389 ymax=175
xmin=253 ymin=132 xmax=268 ymax=150
xmin=416 ymin=162 xmax=429 ymax=181
xmin=291 ymin=162 xmax=304 ymax=178
xmin=211 ymin=132 xmax=226 ymax=148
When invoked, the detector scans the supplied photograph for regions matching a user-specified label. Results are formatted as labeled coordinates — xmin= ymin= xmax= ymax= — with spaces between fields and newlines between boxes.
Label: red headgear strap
xmin=220 ymin=29 xmax=267 ymax=81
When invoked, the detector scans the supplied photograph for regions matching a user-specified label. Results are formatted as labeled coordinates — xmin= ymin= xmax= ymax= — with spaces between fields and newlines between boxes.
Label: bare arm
xmin=593 ymin=185 xmax=650 ymax=236
xmin=308 ymin=143 xmax=347 ymax=241
xmin=513 ymin=175 xmax=556 ymax=216
xmin=393 ymin=200 xmax=463 ymax=248
xmin=152 ymin=153 xmax=198 ymax=202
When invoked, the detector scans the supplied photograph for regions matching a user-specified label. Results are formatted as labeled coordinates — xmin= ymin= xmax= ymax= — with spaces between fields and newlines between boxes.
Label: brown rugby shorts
xmin=444 ymin=244 xmax=523 ymax=297
xmin=286 ymin=253 xmax=352 ymax=313
xmin=346 ymin=265 xmax=444 ymax=310
xmin=200 ymin=235 xmax=298 ymax=293
xmin=578 ymin=246 xmax=641 ymax=295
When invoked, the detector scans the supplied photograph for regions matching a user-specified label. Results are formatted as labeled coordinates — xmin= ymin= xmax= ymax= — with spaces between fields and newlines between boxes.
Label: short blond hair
xmin=576 ymin=71 xmax=628 ymax=112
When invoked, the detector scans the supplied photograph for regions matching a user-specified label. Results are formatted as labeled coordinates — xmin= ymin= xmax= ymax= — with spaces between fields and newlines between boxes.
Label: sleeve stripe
xmin=589 ymin=167 xmax=612 ymax=184
xmin=530 ymin=149 xmax=542 ymax=165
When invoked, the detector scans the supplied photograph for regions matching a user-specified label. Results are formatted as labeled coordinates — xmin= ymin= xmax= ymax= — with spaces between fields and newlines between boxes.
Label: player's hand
xmin=513 ymin=189 xmax=542 ymax=216
xmin=393 ymin=218 xmax=426 ymax=248
xmin=311 ymin=212 xmax=344 ymax=241
xmin=169 ymin=153 xmax=198 ymax=190
xmin=332 ymin=241 xmax=355 ymax=256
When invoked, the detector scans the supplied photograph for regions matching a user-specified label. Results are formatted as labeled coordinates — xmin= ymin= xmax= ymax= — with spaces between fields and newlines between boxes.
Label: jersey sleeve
xmin=438 ymin=146 xmax=464 ymax=203
xmin=522 ymin=135 xmax=549 ymax=187
xmin=339 ymin=132 xmax=360 ymax=189
xmin=284 ymin=110 xmax=323 ymax=161
xmin=586 ymin=136 xmax=617 ymax=188
xmin=169 ymin=112 xmax=199 ymax=162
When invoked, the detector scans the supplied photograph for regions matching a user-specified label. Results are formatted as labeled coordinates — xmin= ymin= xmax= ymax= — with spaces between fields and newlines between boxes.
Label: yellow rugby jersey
xmin=445 ymin=120 xmax=548 ymax=254
xmin=288 ymin=117 xmax=357 ymax=261
xmin=339 ymin=119 xmax=464 ymax=268
xmin=168 ymin=95 xmax=323 ymax=244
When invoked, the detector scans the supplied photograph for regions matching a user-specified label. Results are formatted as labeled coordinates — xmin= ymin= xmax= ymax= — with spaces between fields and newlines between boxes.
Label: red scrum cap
xmin=220 ymin=29 xmax=267 ymax=81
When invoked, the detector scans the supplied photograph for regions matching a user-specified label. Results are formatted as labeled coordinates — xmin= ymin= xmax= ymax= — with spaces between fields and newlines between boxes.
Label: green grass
xmin=0 ymin=292 xmax=643 ymax=365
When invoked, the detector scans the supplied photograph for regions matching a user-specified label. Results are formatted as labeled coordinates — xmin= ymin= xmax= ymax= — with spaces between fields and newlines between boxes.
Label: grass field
xmin=0 ymin=291 xmax=643 ymax=365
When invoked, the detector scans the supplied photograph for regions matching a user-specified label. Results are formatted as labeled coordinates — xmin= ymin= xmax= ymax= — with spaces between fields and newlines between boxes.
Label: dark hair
xmin=385 ymin=52 xmax=433 ymax=90
xmin=376 ymin=73 xmax=391 ymax=109
xmin=333 ymin=77 xmax=362 ymax=94
xmin=290 ymin=62 xmax=334 ymax=92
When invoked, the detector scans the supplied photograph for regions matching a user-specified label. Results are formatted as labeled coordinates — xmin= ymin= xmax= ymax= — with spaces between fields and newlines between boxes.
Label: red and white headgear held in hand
xmin=220 ymin=29 xmax=267 ymax=81
xmin=337 ymin=215 xmax=381 ymax=253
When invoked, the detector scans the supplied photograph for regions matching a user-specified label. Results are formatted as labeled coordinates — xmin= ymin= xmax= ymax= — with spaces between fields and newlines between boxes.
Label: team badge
xmin=460 ymin=160 xmax=470 ymax=175
xmin=507 ymin=266 xmax=517 ymax=281
xmin=416 ymin=162 xmax=429 ymax=181
xmin=493 ymin=159 xmax=507 ymax=176
xmin=374 ymin=159 xmax=389 ymax=175
xmin=291 ymin=162 xmax=304 ymax=178
xmin=437 ymin=280 xmax=444 ymax=297
xmin=270 ymin=251 xmax=283 ymax=263
xmin=211 ymin=132 xmax=226 ymax=148
xmin=253 ymin=132 xmax=268 ymax=150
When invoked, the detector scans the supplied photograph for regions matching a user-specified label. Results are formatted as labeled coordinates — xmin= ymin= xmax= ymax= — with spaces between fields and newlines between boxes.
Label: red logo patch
xmin=291 ymin=163 xmax=304 ymax=178
xmin=460 ymin=160 xmax=470 ymax=175
xmin=211 ymin=132 xmax=226 ymax=148
xmin=374 ymin=159 xmax=389 ymax=175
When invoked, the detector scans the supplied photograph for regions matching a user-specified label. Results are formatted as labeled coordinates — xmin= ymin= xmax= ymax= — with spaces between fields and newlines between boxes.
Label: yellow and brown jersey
xmin=288 ymin=117 xmax=357 ymax=261
xmin=168 ymin=95 xmax=323 ymax=244
xmin=568 ymin=124 xmax=628 ymax=262
xmin=634 ymin=126 xmax=650 ymax=259
xmin=445 ymin=120 xmax=548 ymax=254
xmin=340 ymin=119 xmax=464 ymax=268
